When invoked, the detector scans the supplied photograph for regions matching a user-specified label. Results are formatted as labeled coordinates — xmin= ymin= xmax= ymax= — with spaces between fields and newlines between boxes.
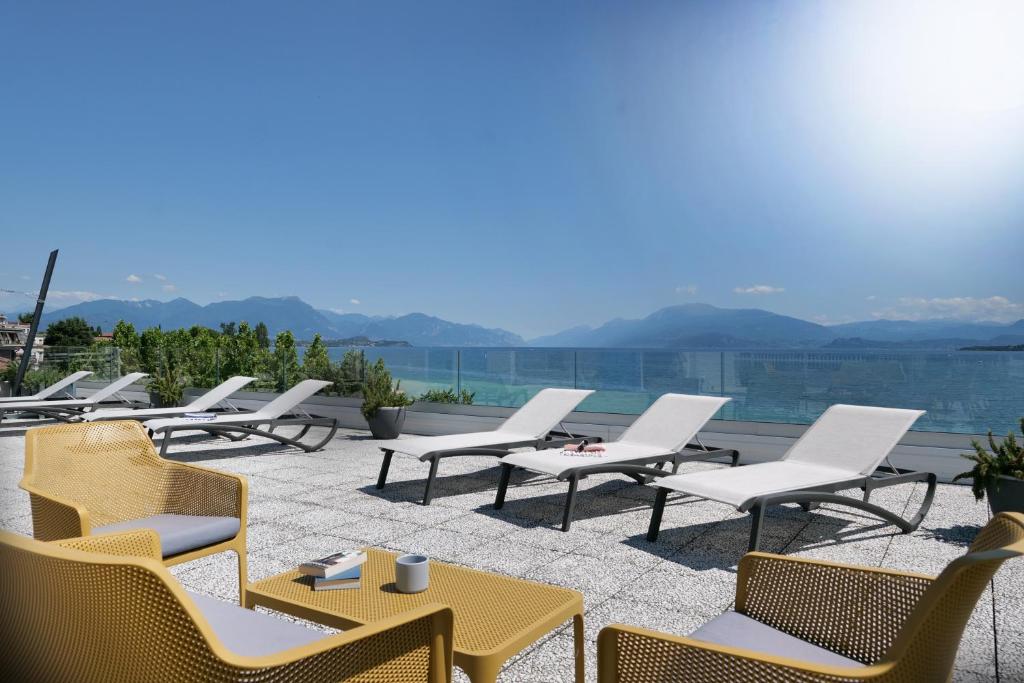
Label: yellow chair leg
xmin=237 ymin=544 xmax=248 ymax=606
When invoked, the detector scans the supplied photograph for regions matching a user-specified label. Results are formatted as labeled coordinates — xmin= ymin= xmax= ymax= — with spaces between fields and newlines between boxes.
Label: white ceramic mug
xmin=395 ymin=554 xmax=429 ymax=593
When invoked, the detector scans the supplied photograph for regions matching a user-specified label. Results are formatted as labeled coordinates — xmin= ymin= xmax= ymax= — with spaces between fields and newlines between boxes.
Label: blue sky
xmin=2 ymin=0 xmax=1023 ymax=337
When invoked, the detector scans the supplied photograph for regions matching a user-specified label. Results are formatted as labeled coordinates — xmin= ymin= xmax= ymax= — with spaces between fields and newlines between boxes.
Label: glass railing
xmin=31 ymin=343 xmax=1017 ymax=435
xmin=320 ymin=346 xmax=1024 ymax=435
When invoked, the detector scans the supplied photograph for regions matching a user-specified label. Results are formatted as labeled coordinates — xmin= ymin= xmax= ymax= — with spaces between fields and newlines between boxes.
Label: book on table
xmin=299 ymin=550 xmax=367 ymax=579
xmin=312 ymin=565 xmax=361 ymax=591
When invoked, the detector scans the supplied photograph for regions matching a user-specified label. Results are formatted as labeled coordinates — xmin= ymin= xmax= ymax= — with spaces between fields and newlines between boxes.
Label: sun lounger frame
xmin=495 ymin=441 xmax=740 ymax=532
xmin=645 ymin=465 xmax=938 ymax=550
xmin=376 ymin=430 xmax=601 ymax=506
xmin=151 ymin=413 xmax=340 ymax=456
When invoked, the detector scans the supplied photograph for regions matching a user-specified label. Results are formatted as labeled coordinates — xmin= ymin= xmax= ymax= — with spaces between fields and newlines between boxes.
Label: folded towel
xmin=561 ymin=442 xmax=606 ymax=453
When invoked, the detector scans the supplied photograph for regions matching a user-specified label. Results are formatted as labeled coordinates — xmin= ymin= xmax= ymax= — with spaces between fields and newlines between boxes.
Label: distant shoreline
xmin=960 ymin=344 xmax=1024 ymax=352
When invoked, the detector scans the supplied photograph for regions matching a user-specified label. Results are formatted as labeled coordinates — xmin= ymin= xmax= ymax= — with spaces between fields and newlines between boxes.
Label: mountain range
xmin=36 ymin=297 xmax=1024 ymax=349
xmin=39 ymin=296 xmax=524 ymax=347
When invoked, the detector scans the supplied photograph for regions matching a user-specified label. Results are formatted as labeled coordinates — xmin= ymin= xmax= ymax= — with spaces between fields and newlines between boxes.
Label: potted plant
xmin=148 ymin=363 xmax=185 ymax=408
xmin=361 ymin=359 xmax=413 ymax=439
xmin=954 ymin=418 xmax=1024 ymax=514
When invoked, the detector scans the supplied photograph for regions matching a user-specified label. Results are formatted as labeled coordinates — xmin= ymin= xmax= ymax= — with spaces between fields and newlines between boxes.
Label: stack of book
xmin=298 ymin=550 xmax=367 ymax=591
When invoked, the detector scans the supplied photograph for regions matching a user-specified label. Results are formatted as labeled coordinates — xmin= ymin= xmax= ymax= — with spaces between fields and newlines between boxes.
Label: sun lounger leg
xmin=376 ymin=449 xmax=394 ymax=489
xmin=748 ymin=502 xmax=767 ymax=551
xmin=158 ymin=432 xmax=172 ymax=456
xmin=422 ymin=457 xmax=440 ymax=506
xmin=494 ymin=463 xmax=513 ymax=509
xmin=561 ymin=476 xmax=579 ymax=532
xmin=646 ymin=487 xmax=669 ymax=542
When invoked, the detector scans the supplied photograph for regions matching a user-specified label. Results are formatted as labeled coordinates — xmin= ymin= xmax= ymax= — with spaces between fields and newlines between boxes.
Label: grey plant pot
xmin=366 ymin=407 xmax=407 ymax=439
xmin=987 ymin=475 xmax=1024 ymax=515
xmin=148 ymin=392 xmax=179 ymax=409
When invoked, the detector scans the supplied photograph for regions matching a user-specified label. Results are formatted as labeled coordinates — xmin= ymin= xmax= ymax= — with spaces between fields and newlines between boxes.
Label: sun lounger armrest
xmin=19 ymin=482 xmax=90 ymax=540
xmin=597 ymin=623 xmax=885 ymax=683
xmin=222 ymin=603 xmax=454 ymax=682
xmin=53 ymin=530 xmax=163 ymax=561
xmin=157 ymin=462 xmax=247 ymax=519
xmin=735 ymin=552 xmax=934 ymax=663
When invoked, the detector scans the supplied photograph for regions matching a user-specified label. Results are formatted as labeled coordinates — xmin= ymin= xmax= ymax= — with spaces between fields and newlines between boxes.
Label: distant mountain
xmin=40 ymin=296 xmax=523 ymax=346
xmin=318 ymin=310 xmax=524 ymax=346
xmin=528 ymin=304 xmax=834 ymax=348
xmin=827 ymin=318 xmax=1024 ymax=343
xmin=37 ymin=296 xmax=1024 ymax=350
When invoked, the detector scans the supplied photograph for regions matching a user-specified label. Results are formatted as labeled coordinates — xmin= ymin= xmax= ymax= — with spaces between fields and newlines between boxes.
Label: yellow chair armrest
xmin=53 ymin=530 xmax=163 ymax=560
xmin=218 ymin=604 xmax=454 ymax=683
xmin=735 ymin=552 xmax=934 ymax=663
xmin=597 ymin=623 xmax=887 ymax=683
xmin=158 ymin=461 xmax=247 ymax=521
xmin=19 ymin=481 xmax=90 ymax=541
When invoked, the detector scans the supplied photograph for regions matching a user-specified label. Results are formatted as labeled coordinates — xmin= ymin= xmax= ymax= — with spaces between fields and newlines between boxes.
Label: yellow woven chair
xmin=598 ymin=512 xmax=1024 ymax=683
xmin=0 ymin=530 xmax=453 ymax=682
xmin=19 ymin=420 xmax=250 ymax=602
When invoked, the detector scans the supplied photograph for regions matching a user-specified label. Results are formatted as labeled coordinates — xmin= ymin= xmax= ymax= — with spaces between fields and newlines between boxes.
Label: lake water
xmin=311 ymin=346 xmax=1024 ymax=436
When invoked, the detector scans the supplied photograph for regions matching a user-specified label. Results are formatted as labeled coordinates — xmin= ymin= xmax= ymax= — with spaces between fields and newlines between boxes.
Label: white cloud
xmin=328 ymin=307 xmax=346 ymax=314
xmin=125 ymin=274 xmax=142 ymax=283
xmin=19 ymin=275 xmax=30 ymax=281
xmin=216 ymin=291 xmax=228 ymax=298
xmin=153 ymin=273 xmax=167 ymax=281
xmin=734 ymin=284 xmax=785 ymax=295
xmin=349 ymin=298 xmax=361 ymax=305
xmin=49 ymin=290 xmax=106 ymax=303
xmin=162 ymin=283 xmax=177 ymax=293
xmin=865 ymin=295 xmax=877 ymax=301
xmin=675 ymin=284 xmax=698 ymax=295
xmin=872 ymin=296 xmax=1024 ymax=323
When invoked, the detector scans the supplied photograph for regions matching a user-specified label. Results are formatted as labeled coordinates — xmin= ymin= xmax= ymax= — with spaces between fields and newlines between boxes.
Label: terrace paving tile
xmin=0 ymin=423 xmax=1015 ymax=682
xmin=382 ymin=526 xmax=492 ymax=563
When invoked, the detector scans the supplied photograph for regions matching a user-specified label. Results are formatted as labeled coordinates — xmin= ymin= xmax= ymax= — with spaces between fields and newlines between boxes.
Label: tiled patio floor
xmin=1 ymin=423 xmax=1019 ymax=681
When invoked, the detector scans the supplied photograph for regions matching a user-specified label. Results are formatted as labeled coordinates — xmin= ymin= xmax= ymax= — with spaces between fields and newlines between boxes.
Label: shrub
xmin=419 ymin=387 xmax=475 ymax=405
xmin=955 ymin=418 xmax=1024 ymax=500
xmin=361 ymin=359 xmax=413 ymax=420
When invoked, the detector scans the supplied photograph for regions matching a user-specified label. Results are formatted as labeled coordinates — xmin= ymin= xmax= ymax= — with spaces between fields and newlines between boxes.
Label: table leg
xmin=574 ymin=612 xmax=585 ymax=683
xmin=460 ymin=659 xmax=502 ymax=683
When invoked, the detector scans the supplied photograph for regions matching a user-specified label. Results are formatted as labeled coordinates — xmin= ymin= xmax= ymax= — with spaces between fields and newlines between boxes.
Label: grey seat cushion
xmin=94 ymin=514 xmax=240 ymax=557
xmin=188 ymin=592 xmax=328 ymax=657
xmin=690 ymin=612 xmax=866 ymax=668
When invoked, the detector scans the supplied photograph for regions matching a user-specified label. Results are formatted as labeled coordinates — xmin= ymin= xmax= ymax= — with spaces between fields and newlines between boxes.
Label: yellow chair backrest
xmin=880 ymin=512 xmax=1024 ymax=680
xmin=24 ymin=421 xmax=178 ymax=527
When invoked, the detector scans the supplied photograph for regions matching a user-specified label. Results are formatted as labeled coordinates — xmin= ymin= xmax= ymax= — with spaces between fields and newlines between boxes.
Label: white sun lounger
xmin=81 ymin=376 xmax=256 ymax=422
xmin=376 ymin=388 xmax=595 ymax=505
xmin=496 ymin=393 xmax=737 ymax=531
xmin=0 ymin=370 xmax=93 ymax=402
xmin=646 ymin=404 xmax=937 ymax=551
xmin=145 ymin=379 xmax=337 ymax=455
xmin=0 ymin=373 xmax=149 ymax=422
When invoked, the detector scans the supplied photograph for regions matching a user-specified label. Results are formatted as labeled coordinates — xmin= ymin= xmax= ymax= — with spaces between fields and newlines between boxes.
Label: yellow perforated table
xmin=246 ymin=548 xmax=584 ymax=683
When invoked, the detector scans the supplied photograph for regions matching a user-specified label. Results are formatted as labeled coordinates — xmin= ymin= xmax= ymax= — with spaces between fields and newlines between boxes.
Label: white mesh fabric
xmin=384 ymin=431 xmax=538 ymax=458
xmin=2 ymin=371 xmax=93 ymax=401
xmin=618 ymin=394 xmax=730 ymax=451
xmin=83 ymin=376 xmax=256 ymax=421
xmin=657 ymin=461 xmax=858 ymax=507
xmin=498 ymin=388 xmax=593 ymax=438
xmin=1 ymin=373 xmax=147 ymax=410
xmin=252 ymin=380 xmax=331 ymax=419
xmin=185 ymin=376 xmax=256 ymax=411
xmin=87 ymin=373 xmax=149 ymax=403
xmin=502 ymin=442 xmax=671 ymax=477
xmin=782 ymin=404 xmax=924 ymax=475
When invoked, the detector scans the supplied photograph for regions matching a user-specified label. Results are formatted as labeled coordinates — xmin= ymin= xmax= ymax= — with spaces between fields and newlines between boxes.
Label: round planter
xmin=148 ymin=392 xmax=179 ymax=409
xmin=366 ymin=407 xmax=407 ymax=439
xmin=987 ymin=475 xmax=1024 ymax=515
